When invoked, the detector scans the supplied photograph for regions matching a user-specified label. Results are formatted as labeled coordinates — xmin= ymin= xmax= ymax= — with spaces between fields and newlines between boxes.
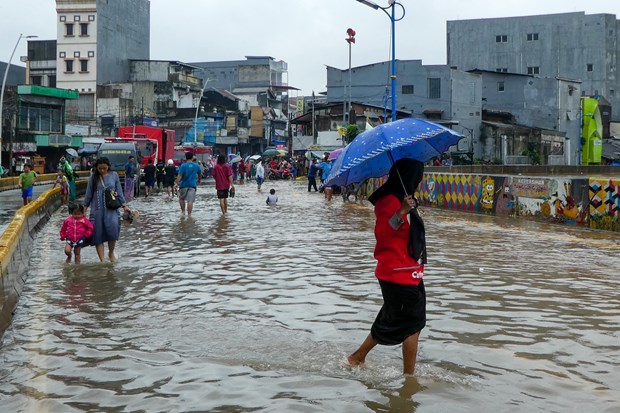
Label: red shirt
xmin=373 ymin=194 xmax=424 ymax=285
xmin=212 ymin=163 xmax=232 ymax=190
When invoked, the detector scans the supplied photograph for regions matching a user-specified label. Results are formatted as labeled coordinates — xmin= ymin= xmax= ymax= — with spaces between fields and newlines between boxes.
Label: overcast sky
xmin=1 ymin=0 xmax=619 ymax=96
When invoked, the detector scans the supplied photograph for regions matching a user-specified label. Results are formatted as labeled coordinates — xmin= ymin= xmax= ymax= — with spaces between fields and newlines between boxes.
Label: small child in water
xmin=59 ymin=204 xmax=93 ymax=264
xmin=266 ymin=188 xmax=278 ymax=205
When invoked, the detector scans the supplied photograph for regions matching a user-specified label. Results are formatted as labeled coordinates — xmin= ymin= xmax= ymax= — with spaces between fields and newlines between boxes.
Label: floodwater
xmin=0 ymin=179 xmax=619 ymax=412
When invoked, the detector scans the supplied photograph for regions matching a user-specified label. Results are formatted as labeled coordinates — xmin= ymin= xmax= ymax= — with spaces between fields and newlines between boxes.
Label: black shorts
xmin=216 ymin=189 xmax=229 ymax=199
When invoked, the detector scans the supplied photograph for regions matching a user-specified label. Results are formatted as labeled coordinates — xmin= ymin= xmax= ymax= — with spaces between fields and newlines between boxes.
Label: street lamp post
xmin=345 ymin=28 xmax=356 ymax=125
xmin=355 ymin=0 xmax=405 ymax=122
xmin=0 ymin=34 xmax=37 ymax=168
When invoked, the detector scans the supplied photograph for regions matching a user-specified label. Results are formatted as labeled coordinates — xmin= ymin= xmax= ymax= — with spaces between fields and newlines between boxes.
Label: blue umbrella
xmin=326 ymin=118 xmax=463 ymax=187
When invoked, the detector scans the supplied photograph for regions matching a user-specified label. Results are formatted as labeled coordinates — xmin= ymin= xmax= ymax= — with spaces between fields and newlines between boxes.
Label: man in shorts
xmin=175 ymin=152 xmax=202 ymax=215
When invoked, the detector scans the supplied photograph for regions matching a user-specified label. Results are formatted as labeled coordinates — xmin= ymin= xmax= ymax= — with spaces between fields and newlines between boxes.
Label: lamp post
xmin=345 ymin=28 xmax=356 ymax=125
xmin=0 ymin=34 xmax=37 ymax=167
xmin=194 ymin=77 xmax=212 ymax=144
xmin=355 ymin=0 xmax=405 ymax=122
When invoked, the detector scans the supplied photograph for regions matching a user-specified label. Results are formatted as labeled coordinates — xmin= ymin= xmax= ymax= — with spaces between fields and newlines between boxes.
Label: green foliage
xmin=344 ymin=124 xmax=360 ymax=144
xmin=521 ymin=146 xmax=542 ymax=165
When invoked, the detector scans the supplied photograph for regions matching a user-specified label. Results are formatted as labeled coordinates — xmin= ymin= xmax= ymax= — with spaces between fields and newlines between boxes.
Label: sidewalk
xmin=0 ymin=185 xmax=53 ymax=234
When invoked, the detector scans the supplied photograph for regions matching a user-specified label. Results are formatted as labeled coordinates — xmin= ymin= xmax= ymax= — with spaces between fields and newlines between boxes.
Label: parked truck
xmin=114 ymin=126 xmax=176 ymax=169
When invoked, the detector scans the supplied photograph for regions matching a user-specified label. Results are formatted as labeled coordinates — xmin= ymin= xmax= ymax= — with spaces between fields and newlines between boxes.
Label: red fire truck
xmin=112 ymin=126 xmax=176 ymax=169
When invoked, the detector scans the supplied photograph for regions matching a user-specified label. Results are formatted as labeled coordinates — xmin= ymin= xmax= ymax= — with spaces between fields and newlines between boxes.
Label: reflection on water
xmin=0 ymin=180 xmax=619 ymax=412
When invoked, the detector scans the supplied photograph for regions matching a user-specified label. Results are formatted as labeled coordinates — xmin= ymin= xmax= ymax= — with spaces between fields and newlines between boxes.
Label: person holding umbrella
xmin=58 ymin=156 xmax=76 ymax=202
xmin=347 ymin=158 xmax=427 ymax=375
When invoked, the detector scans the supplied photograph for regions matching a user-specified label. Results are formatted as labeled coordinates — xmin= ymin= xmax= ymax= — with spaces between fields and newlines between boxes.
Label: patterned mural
xmin=589 ymin=178 xmax=620 ymax=231
xmin=358 ymin=172 xmax=619 ymax=233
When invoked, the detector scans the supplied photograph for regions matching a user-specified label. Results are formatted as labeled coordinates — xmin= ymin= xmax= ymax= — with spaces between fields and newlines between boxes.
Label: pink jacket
xmin=60 ymin=216 xmax=94 ymax=243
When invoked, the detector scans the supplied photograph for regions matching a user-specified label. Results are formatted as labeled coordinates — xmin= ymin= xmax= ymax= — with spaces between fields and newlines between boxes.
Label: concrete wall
xmin=0 ymin=182 xmax=86 ymax=338
xmin=360 ymin=171 xmax=620 ymax=232
xmin=96 ymin=0 xmax=150 ymax=84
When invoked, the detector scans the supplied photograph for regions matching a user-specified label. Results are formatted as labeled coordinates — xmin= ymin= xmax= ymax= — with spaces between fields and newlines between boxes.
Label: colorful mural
xmin=357 ymin=172 xmax=619 ymax=233
xmin=589 ymin=178 xmax=620 ymax=231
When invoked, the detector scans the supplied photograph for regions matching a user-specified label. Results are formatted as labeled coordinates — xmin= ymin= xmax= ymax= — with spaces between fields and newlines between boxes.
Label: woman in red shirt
xmin=347 ymin=158 xmax=427 ymax=375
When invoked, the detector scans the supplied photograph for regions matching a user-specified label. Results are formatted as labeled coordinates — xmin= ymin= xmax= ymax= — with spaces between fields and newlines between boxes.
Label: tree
xmin=344 ymin=124 xmax=360 ymax=145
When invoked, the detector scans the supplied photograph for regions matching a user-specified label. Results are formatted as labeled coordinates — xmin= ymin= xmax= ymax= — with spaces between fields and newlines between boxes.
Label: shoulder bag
xmin=100 ymin=175 xmax=122 ymax=210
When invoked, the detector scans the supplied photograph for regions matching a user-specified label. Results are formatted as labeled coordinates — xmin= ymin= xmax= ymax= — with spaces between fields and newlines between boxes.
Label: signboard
xmin=49 ymin=135 xmax=73 ymax=147
xmin=513 ymin=178 xmax=549 ymax=198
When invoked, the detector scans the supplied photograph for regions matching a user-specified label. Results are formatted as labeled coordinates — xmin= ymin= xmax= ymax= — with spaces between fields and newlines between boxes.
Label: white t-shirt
xmin=266 ymin=194 xmax=278 ymax=205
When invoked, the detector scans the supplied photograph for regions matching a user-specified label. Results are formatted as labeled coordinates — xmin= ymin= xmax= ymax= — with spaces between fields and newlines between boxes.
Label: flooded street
xmin=0 ymin=179 xmax=619 ymax=412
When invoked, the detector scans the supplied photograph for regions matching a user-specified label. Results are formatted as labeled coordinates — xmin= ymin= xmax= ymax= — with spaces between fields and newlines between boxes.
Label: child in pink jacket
xmin=60 ymin=204 xmax=94 ymax=264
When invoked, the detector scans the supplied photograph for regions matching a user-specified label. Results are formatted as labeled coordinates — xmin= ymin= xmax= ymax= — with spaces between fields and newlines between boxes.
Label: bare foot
xmin=345 ymin=355 xmax=365 ymax=367
xmin=109 ymin=253 xmax=117 ymax=262
xmin=65 ymin=256 xmax=72 ymax=264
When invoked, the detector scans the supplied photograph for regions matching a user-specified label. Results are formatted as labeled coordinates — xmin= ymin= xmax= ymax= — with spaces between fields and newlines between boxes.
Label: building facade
xmin=326 ymin=60 xmax=483 ymax=159
xmin=55 ymin=0 xmax=150 ymax=121
xmin=447 ymin=12 xmax=620 ymax=120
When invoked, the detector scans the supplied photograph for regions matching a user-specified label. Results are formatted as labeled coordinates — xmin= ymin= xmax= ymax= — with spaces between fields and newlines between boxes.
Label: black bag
xmin=100 ymin=176 xmax=122 ymax=209
xmin=229 ymin=186 xmax=235 ymax=198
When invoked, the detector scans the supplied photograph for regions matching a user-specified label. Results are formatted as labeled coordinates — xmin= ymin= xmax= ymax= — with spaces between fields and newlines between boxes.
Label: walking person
xmin=53 ymin=168 xmax=70 ymax=205
xmin=307 ymin=159 xmax=318 ymax=192
xmin=18 ymin=164 xmax=37 ymax=206
xmin=156 ymin=159 xmax=166 ymax=191
xmin=143 ymin=159 xmax=156 ymax=197
xmin=60 ymin=204 xmax=93 ymax=264
xmin=174 ymin=152 xmax=202 ymax=215
xmin=124 ymin=155 xmax=138 ymax=201
xmin=347 ymin=159 xmax=427 ymax=375
xmin=212 ymin=154 xmax=234 ymax=214
xmin=58 ymin=156 xmax=76 ymax=202
xmin=255 ymin=160 xmax=265 ymax=191
xmin=163 ymin=159 xmax=177 ymax=199
xmin=238 ymin=159 xmax=247 ymax=184
xmin=82 ymin=157 xmax=132 ymax=262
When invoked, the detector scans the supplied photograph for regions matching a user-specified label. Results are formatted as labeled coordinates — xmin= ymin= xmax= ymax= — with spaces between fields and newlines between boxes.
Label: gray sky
xmin=1 ymin=0 xmax=619 ymax=96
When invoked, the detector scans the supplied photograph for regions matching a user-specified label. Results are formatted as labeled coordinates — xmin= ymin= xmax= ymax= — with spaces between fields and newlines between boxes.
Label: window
xmin=30 ymin=75 xmax=42 ymax=86
xmin=59 ymin=51 xmax=66 ymax=58
xmin=74 ymin=15 xmax=80 ymax=21
xmin=495 ymin=34 xmax=508 ymax=43
xmin=527 ymin=66 xmax=540 ymax=75
xmin=19 ymin=103 xmax=62 ymax=133
xmin=65 ymin=60 xmax=74 ymax=72
xmin=495 ymin=68 xmax=508 ymax=73
xmin=88 ymin=15 xmax=95 ymax=21
xmin=402 ymin=85 xmax=414 ymax=94
xmin=527 ymin=33 xmax=539 ymax=41
xmin=88 ymin=51 xmax=95 ymax=57
xmin=610 ymin=89 xmax=615 ymax=96
xmin=65 ymin=23 xmax=74 ymax=36
xmin=74 ymin=51 xmax=80 ymax=58
xmin=80 ymin=23 xmax=88 ymax=36
xmin=497 ymin=81 xmax=505 ymax=92
xmin=60 ymin=15 xmax=66 ymax=22
xmin=80 ymin=59 xmax=88 ymax=72
xmin=587 ymin=63 xmax=593 ymax=72
xmin=428 ymin=78 xmax=441 ymax=99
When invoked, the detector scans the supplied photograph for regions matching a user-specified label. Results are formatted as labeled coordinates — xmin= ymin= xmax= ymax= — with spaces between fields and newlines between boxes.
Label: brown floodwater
xmin=0 ymin=179 xmax=619 ymax=412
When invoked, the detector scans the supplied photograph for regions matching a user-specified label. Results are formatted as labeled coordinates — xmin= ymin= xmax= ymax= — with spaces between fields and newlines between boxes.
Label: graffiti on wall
xmin=589 ymin=178 xmax=620 ymax=231
xmin=358 ymin=172 xmax=619 ymax=232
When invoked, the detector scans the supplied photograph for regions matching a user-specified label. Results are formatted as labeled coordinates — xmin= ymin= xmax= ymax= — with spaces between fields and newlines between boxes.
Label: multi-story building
xmin=191 ymin=56 xmax=291 ymax=152
xmin=326 ymin=60 xmax=483 ymax=158
xmin=447 ymin=12 xmax=620 ymax=121
xmin=55 ymin=0 xmax=150 ymax=121
xmin=470 ymin=69 xmax=582 ymax=164
xmin=26 ymin=40 xmax=57 ymax=88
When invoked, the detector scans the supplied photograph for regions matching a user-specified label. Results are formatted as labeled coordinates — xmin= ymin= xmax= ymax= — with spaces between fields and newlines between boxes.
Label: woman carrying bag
xmin=83 ymin=157 xmax=131 ymax=262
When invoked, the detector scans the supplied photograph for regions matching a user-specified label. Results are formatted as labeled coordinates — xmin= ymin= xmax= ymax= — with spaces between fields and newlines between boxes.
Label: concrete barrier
xmin=0 ymin=181 xmax=86 ymax=337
